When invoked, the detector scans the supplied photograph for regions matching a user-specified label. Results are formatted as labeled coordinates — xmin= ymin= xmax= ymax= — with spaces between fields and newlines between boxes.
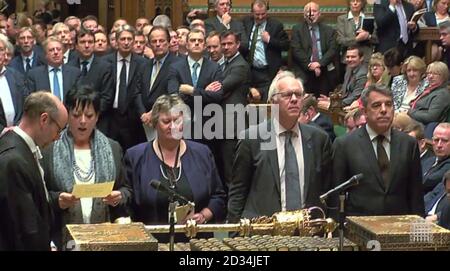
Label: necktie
xmin=395 ymin=4 xmax=409 ymax=44
xmin=150 ymin=60 xmax=161 ymax=90
xmin=192 ymin=62 xmax=200 ymax=87
xmin=25 ymin=57 xmax=31 ymax=72
xmin=285 ymin=131 xmax=301 ymax=210
xmin=376 ymin=135 xmax=390 ymax=188
xmin=81 ymin=61 xmax=89 ymax=77
xmin=33 ymin=146 xmax=49 ymax=201
xmin=310 ymin=26 xmax=320 ymax=62
xmin=52 ymin=68 xmax=62 ymax=101
xmin=248 ymin=24 xmax=260 ymax=65
xmin=118 ymin=59 xmax=127 ymax=113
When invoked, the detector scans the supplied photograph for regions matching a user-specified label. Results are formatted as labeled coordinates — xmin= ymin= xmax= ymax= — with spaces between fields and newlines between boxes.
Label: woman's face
xmin=436 ymin=0 xmax=449 ymax=15
xmin=69 ymin=103 xmax=98 ymax=144
xmin=156 ymin=112 xmax=183 ymax=141
xmin=350 ymin=0 xmax=363 ymax=13
xmin=370 ymin=63 xmax=384 ymax=80
xmin=427 ymin=70 xmax=444 ymax=86
xmin=406 ymin=65 xmax=422 ymax=84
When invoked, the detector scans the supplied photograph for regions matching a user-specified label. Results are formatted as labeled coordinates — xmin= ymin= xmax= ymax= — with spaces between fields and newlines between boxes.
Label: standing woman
xmin=42 ymin=86 xmax=131 ymax=249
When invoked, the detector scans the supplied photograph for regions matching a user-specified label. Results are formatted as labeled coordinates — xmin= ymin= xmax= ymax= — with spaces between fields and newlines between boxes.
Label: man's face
xmin=272 ymin=77 xmax=303 ymax=123
xmin=363 ymin=91 xmax=394 ymax=134
xmin=66 ymin=18 xmax=80 ymax=32
xmin=0 ymin=42 xmax=6 ymax=67
xmin=345 ymin=117 xmax=356 ymax=132
xmin=46 ymin=40 xmax=63 ymax=67
xmin=94 ymin=32 xmax=108 ymax=52
xmin=440 ymin=28 xmax=450 ymax=47
xmin=432 ymin=126 xmax=450 ymax=159
xmin=113 ymin=19 xmax=127 ymax=32
xmin=252 ymin=4 xmax=268 ymax=25
xmin=83 ymin=19 xmax=98 ymax=32
xmin=346 ymin=48 xmax=363 ymax=69
xmin=187 ymin=32 xmax=205 ymax=55
xmin=133 ymin=35 xmax=146 ymax=55
xmin=149 ymin=29 xmax=169 ymax=58
xmin=206 ymin=35 xmax=222 ymax=62
xmin=135 ymin=18 xmax=149 ymax=31
xmin=18 ymin=30 xmax=35 ymax=54
xmin=216 ymin=0 xmax=231 ymax=16
xmin=55 ymin=25 xmax=70 ymax=46
xmin=76 ymin=34 xmax=95 ymax=59
xmin=169 ymin=30 xmax=179 ymax=53
xmin=304 ymin=3 xmax=321 ymax=24
xmin=117 ymin=31 xmax=134 ymax=55
xmin=221 ymin=34 xmax=239 ymax=58
xmin=176 ymin=28 xmax=189 ymax=47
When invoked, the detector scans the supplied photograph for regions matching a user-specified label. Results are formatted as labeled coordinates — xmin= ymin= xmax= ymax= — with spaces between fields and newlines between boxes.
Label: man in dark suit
xmin=136 ymin=26 xmax=179 ymax=141
xmin=205 ymin=0 xmax=247 ymax=46
xmin=341 ymin=46 xmax=368 ymax=106
xmin=0 ymin=91 xmax=68 ymax=250
xmin=374 ymin=0 xmax=418 ymax=56
xmin=26 ymin=36 xmax=81 ymax=102
xmin=424 ymin=170 xmax=450 ymax=228
xmin=167 ymin=28 xmax=223 ymax=143
xmin=67 ymin=28 xmax=112 ymax=115
xmin=227 ymin=72 xmax=332 ymax=222
xmin=404 ymin=121 xmax=435 ymax=169
xmin=101 ymin=25 xmax=146 ymax=150
xmin=332 ymin=84 xmax=424 ymax=217
xmin=241 ymin=0 xmax=290 ymax=102
xmin=9 ymin=27 xmax=46 ymax=75
xmin=291 ymin=2 xmax=338 ymax=97
xmin=299 ymin=94 xmax=336 ymax=142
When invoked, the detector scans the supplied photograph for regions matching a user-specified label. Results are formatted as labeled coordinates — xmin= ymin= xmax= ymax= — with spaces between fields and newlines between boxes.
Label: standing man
xmin=291 ymin=2 xmax=338 ymax=98
xmin=332 ymin=84 xmax=424 ymax=216
xmin=0 ymin=91 xmax=68 ymax=250
xmin=10 ymin=27 xmax=46 ymax=75
xmin=242 ymin=0 xmax=290 ymax=102
xmin=227 ymin=72 xmax=332 ymax=222
xmin=206 ymin=31 xmax=225 ymax=67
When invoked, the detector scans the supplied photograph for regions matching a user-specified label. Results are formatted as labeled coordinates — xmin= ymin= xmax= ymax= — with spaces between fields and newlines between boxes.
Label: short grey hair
xmin=151 ymin=94 xmax=191 ymax=128
xmin=267 ymin=70 xmax=302 ymax=102
xmin=152 ymin=14 xmax=172 ymax=29
xmin=360 ymin=84 xmax=393 ymax=107
xmin=23 ymin=91 xmax=59 ymax=121
xmin=115 ymin=24 xmax=136 ymax=40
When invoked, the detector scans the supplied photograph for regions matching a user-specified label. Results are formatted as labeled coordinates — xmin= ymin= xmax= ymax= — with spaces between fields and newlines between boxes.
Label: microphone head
xmin=149 ymin=179 xmax=161 ymax=190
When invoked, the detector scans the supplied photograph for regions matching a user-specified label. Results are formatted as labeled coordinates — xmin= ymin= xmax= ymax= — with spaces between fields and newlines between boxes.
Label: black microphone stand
xmin=338 ymin=192 xmax=347 ymax=252
xmin=168 ymin=187 xmax=177 ymax=252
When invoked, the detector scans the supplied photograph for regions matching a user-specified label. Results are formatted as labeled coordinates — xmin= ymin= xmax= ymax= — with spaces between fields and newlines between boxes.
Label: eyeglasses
xmin=272 ymin=90 xmax=303 ymax=100
xmin=49 ymin=114 xmax=65 ymax=135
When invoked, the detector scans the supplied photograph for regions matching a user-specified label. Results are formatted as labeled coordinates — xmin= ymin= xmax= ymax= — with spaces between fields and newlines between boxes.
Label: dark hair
xmin=347 ymin=44 xmax=363 ymax=58
xmin=384 ymin=47 xmax=404 ymax=67
xmin=403 ymin=121 xmax=425 ymax=140
xmin=77 ymin=28 xmax=95 ymax=43
xmin=81 ymin=15 xmax=98 ymax=24
xmin=251 ymin=0 xmax=269 ymax=11
xmin=301 ymin=94 xmax=318 ymax=114
xmin=64 ymin=86 xmax=100 ymax=114
xmin=148 ymin=25 xmax=170 ymax=42
xmin=220 ymin=30 xmax=240 ymax=42
xmin=360 ymin=84 xmax=393 ymax=107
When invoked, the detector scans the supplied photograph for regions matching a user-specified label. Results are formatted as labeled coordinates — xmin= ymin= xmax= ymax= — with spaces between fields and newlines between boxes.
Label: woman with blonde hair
xmin=365 ymin=53 xmax=390 ymax=87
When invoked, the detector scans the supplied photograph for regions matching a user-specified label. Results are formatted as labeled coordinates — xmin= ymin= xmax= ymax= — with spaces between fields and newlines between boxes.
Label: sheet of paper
xmin=72 ymin=181 xmax=114 ymax=198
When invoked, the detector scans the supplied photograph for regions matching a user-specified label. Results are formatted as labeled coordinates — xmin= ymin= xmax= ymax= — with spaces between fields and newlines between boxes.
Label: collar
xmin=154 ymin=51 xmax=169 ymax=64
xmin=217 ymin=55 xmax=225 ymax=65
xmin=255 ymin=20 xmax=267 ymax=29
xmin=273 ymin=118 xmax=300 ymax=138
xmin=80 ymin=54 xmax=94 ymax=65
xmin=48 ymin=65 xmax=63 ymax=72
xmin=117 ymin=53 xmax=131 ymax=63
xmin=347 ymin=11 xmax=365 ymax=20
xmin=187 ymin=56 xmax=203 ymax=67
xmin=366 ymin=124 xmax=391 ymax=143
xmin=63 ymin=49 xmax=70 ymax=59
xmin=226 ymin=52 xmax=240 ymax=63
xmin=0 ymin=66 xmax=6 ymax=76
xmin=311 ymin=112 xmax=320 ymax=122
xmin=22 ymin=51 xmax=34 ymax=60
xmin=13 ymin=126 xmax=42 ymax=159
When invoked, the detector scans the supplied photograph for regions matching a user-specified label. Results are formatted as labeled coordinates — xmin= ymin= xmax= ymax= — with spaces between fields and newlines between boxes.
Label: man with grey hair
xmin=438 ymin=20 xmax=450 ymax=67
xmin=10 ymin=27 xmax=46 ymax=75
xmin=227 ymin=71 xmax=332 ymax=222
xmin=332 ymin=84 xmax=424 ymax=217
xmin=152 ymin=14 xmax=172 ymax=29
xmin=0 ymin=91 xmax=68 ymax=250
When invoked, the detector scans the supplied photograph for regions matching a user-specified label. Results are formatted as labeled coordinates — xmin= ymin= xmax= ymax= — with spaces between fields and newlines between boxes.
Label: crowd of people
xmin=0 ymin=0 xmax=450 ymax=250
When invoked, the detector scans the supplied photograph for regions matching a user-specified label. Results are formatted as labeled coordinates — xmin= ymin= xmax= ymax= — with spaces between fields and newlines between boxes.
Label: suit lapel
xmin=264 ymin=121 xmax=280 ymax=195
xmin=387 ymin=130 xmax=400 ymax=192
xmin=62 ymin=66 xmax=70 ymax=97
xmin=183 ymin=58 xmax=194 ymax=85
xmin=151 ymin=55 xmax=170 ymax=93
xmin=358 ymin=128 xmax=386 ymax=190
xmin=128 ymin=55 xmax=137 ymax=87
xmin=4 ymin=71 xmax=19 ymax=118
xmin=300 ymin=125 xmax=313 ymax=201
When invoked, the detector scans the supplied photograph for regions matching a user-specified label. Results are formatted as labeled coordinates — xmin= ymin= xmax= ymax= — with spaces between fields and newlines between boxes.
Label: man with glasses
xmin=227 ymin=71 xmax=332 ymax=222
xmin=0 ymin=91 xmax=68 ymax=250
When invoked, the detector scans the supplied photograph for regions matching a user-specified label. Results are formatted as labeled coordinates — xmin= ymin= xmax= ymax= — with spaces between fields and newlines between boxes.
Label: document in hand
xmin=72 ymin=181 xmax=115 ymax=198
xmin=410 ymin=8 xmax=427 ymax=23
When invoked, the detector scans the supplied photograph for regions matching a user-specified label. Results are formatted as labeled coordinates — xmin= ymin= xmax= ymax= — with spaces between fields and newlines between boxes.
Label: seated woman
xmin=392 ymin=56 xmax=428 ymax=113
xmin=123 ymin=94 xmax=226 ymax=242
xmin=408 ymin=61 xmax=450 ymax=125
xmin=42 ymin=86 xmax=131 ymax=250
xmin=365 ymin=53 xmax=390 ymax=87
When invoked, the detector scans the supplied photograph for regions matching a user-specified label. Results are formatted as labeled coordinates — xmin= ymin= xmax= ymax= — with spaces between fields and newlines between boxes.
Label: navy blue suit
xmin=421 ymin=156 xmax=450 ymax=194
xmin=2 ymin=68 xmax=28 ymax=126
xmin=9 ymin=48 xmax=46 ymax=75
xmin=313 ymin=113 xmax=336 ymax=142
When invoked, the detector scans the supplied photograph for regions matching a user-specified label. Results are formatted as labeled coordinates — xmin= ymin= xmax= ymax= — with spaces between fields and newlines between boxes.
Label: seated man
xmin=299 ymin=94 xmax=336 ymax=141
xmin=425 ymin=170 xmax=450 ymax=228
xmin=404 ymin=121 xmax=435 ymax=168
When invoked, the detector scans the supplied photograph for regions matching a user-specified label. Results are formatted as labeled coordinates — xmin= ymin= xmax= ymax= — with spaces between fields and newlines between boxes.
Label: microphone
xmin=150 ymin=179 xmax=190 ymax=204
xmin=320 ymin=174 xmax=363 ymax=203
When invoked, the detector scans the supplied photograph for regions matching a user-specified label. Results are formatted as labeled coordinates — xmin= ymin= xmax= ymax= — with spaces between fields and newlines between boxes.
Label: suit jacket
xmin=374 ymin=0 xmax=417 ymax=54
xmin=9 ymin=47 xmax=46 ymax=75
xmin=26 ymin=65 xmax=81 ymax=99
xmin=313 ymin=113 xmax=336 ymax=142
xmin=241 ymin=16 xmax=290 ymax=78
xmin=205 ymin=16 xmax=248 ymax=47
xmin=0 ymin=131 xmax=52 ymax=250
xmin=342 ymin=64 xmax=368 ymax=106
xmin=123 ymin=140 xmax=226 ymax=224
xmin=408 ymin=86 xmax=450 ymax=125
xmin=332 ymin=126 xmax=424 ymax=217
xmin=422 ymin=11 xmax=438 ymax=27
xmin=2 ymin=68 xmax=28 ymax=125
xmin=422 ymin=156 xmax=450 ymax=194
xmin=227 ymin=121 xmax=332 ymax=222
xmin=424 ymin=181 xmax=446 ymax=214
xmin=67 ymin=55 xmax=112 ymax=112
xmin=135 ymin=53 xmax=180 ymax=116
xmin=0 ymin=100 xmax=5 ymax=132
xmin=291 ymin=21 xmax=338 ymax=85
xmin=438 ymin=196 xmax=450 ymax=230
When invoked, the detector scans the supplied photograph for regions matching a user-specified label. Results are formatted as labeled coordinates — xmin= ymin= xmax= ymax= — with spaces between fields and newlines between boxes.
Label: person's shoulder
xmin=185 ymin=140 xmax=210 ymax=154
xmin=125 ymin=142 xmax=151 ymax=158
xmin=392 ymin=129 xmax=417 ymax=145
xmin=301 ymin=123 xmax=329 ymax=140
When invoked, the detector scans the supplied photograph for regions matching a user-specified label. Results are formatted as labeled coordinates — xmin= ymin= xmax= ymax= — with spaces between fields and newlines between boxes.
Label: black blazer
xmin=0 ymin=100 xmax=5 ymax=131
xmin=205 ymin=16 xmax=248 ymax=47
xmin=135 ymin=53 xmax=180 ymax=116
xmin=313 ymin=113 xmax=336 ymax=142
xmin=227 ymin=121 xmax=332 ymax=222
xmin=422 ymin=156 xmax=450 ymax=194
xmin=0 ymin=131 xmax=52 ymax=250
xmin=26 ymin=65 xmax=81 ymax=99
xmin=332 ymin=126 xmax=424 ymax=217
xmin=9 ymin=47 xmax=46 ymax=75
xmin=2 ymin=68 xmax=28 ymax=125
xmin=241 ymin=16 xmax=290 ymax=78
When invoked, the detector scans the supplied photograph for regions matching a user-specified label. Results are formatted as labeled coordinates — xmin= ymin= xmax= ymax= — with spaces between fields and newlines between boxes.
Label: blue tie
xmin=52 ymin=68 xmax=62 ymax=101
xmin=192 ymin=62 xmax=200 ymax=87
xmin=285 ymin=131 xmax=301 ymax=210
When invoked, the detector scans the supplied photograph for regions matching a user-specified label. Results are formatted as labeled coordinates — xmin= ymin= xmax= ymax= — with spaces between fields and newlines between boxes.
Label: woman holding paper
xmin=123 ymin=94 xmax=226 ymax=242
xmin=42 ymin=86 xmax=131 ymax=249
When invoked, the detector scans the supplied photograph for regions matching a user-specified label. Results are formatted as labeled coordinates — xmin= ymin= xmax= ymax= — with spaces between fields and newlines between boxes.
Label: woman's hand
xmin=103 ymin=190 xmax=122 ymax=207
xmin=58 ymin=192 xmax=79 ymax=209
xmin=190 ymin=208 xmax=213 ymax=224
xmin=355 ymin=29 xmax=369 ymax=41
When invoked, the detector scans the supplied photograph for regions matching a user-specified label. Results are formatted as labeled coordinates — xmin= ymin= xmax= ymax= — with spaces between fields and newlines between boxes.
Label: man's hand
xmin=205 ymin=81 xmax=222 ymax=92
xmin=407 ymin=21 xmax=417 ymax=31
xmin=317 ymin=94 xmax=331 ymax=110
xmin=425 ymin=214 xmax=438 ymax=223
xmin=261 ymin=31 xmax=270 ymax=43
xmin=180 ymin=84 xmax=194 ymax=95
xmin=222 ymin=12 xmax=232 ymax=26
xmin=58 ymin=192 xmax=79 ymax=210
xmin=141 ymin=111 xmax=152 ymax=125
xmin=308 ymin=62 xmax=321 ymax=71
xmin=143 ymin=47 xmax=154 ymax=59
xmin=355 ymin=29 xmax=370 ymax=41
xmin=314 ymin=67 xmax=321 ymax=77
xmin=249 ymin=87 xmax=262 ymax=102
xmin=103 ymin=190 xmax=123 ymax=207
